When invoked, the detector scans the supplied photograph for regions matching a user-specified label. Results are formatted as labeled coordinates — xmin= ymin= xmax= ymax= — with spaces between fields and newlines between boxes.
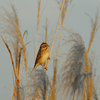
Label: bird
xmin=30 ymin=42 xmax=50 ymax=75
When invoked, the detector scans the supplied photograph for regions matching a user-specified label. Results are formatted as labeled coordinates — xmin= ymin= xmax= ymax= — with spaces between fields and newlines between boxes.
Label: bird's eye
xmin=45 ymin=45 xmax=46 ymax=47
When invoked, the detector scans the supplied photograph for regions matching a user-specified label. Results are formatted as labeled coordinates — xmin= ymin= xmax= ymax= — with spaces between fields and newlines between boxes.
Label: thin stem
xmin=1 ymin=35 xmax=16 ymax=78
xmin=45 ymin=0 xmax=66 ymax=73
xmin=36 ymin=0 xmax=41 ymax=54
xmin=12 ymin=49 xmax=26 ymax=100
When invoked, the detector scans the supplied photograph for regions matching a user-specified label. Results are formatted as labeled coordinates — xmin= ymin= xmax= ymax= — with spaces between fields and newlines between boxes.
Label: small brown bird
xmin=30 ymin=42 xmax=50 ymax=75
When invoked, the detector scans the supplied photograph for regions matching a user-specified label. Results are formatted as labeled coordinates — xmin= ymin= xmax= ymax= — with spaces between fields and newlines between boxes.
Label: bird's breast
xmin=40 ymin=52 xmax=49 ymax=64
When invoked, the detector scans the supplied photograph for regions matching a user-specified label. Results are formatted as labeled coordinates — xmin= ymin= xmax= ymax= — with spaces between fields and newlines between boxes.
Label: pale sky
xmin=0 ymin=0 xmax=100 ymax=100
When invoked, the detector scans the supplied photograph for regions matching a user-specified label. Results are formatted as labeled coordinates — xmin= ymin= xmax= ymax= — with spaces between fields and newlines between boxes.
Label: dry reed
xmin=83 ymin=8 xmax=100 ymax=100
xmin=1 ymin=35 xmax=16 ymax=78
xmin=49 ymin=1 xmax=68 ymax=100
xmin=87 ymin=8 xmax=99 ymax=53
xmin=45 ymin=0 xmax=66 ymax=73
xmin=36 ymin=0 xmax=41 ymax=54
xmin=0 ymin=4 xmax=30 ymax=100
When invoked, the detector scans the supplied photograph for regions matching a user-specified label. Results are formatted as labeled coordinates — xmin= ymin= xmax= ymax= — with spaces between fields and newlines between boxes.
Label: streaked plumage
xmin=30 ymin=42 xmax=49 ymax=75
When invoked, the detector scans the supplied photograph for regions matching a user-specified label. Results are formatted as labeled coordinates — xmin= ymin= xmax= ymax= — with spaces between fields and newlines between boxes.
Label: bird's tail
xmin=29 ymin=63 xmax=39 ymax=76
xmin=29 ymin=66 xmax=35 ymax=77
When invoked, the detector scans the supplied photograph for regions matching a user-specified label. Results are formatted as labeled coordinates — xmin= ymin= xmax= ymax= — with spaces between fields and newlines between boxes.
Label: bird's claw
xmin=44 ymin=67 xmax=47 ymax=70
xmin=48 ymin=57 xmax=50 ymax=60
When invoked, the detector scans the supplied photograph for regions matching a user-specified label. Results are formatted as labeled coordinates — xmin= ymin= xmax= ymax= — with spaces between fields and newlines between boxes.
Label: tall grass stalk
xmin=45 ymin=18 xmax=48 ymax=43
xmin=83 ymin=8 xmax=100 ymax=100
xmin=49 ymin=60 xmax=57 ymax=100
xmin=87 ymin=8 xmax=99 ymax=53
xmin=0 ymin=35 xmax=16 ymax=78
xmin=58 ymin=33 xmax=93 ymax=100
xmin=44 ymin=18 xmax=48 ymax=100
xmin=12 ymin=49 xmax=26 ymax=100
xmin=1 ymin=36 xmax=21 ymax=100
xmin=0 ymin=4 xmax=30 ymax=100
xmin=57 ymin=0 xmax=68 ymax=57
xmin=45 ymin=0 xmax=66 ymax=73
xmin=49 ymin=1 xmax=68 ymax=100
xmin=36 ymin=0 xmax=41 ymax=54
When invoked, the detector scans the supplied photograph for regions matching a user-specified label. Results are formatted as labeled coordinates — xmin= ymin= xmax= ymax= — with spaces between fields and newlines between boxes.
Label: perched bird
xmin=30 ymin=42 xmax=50 ymax=75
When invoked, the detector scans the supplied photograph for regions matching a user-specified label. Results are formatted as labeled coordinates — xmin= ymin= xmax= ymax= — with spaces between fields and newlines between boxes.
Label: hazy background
xmin=0 ymin=0 xmax=100 ymax=100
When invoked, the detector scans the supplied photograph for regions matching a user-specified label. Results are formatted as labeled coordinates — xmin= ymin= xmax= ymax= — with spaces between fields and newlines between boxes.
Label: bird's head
xmin=40 ymin=42 xmax=49 ymax=50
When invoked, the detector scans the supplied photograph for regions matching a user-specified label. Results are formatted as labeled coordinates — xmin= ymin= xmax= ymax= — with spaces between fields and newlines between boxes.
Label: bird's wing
xmin=29 ymin=49 xmax=42 ymax=76
xmin=34 ymin=48 xmax=41 ymax=67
